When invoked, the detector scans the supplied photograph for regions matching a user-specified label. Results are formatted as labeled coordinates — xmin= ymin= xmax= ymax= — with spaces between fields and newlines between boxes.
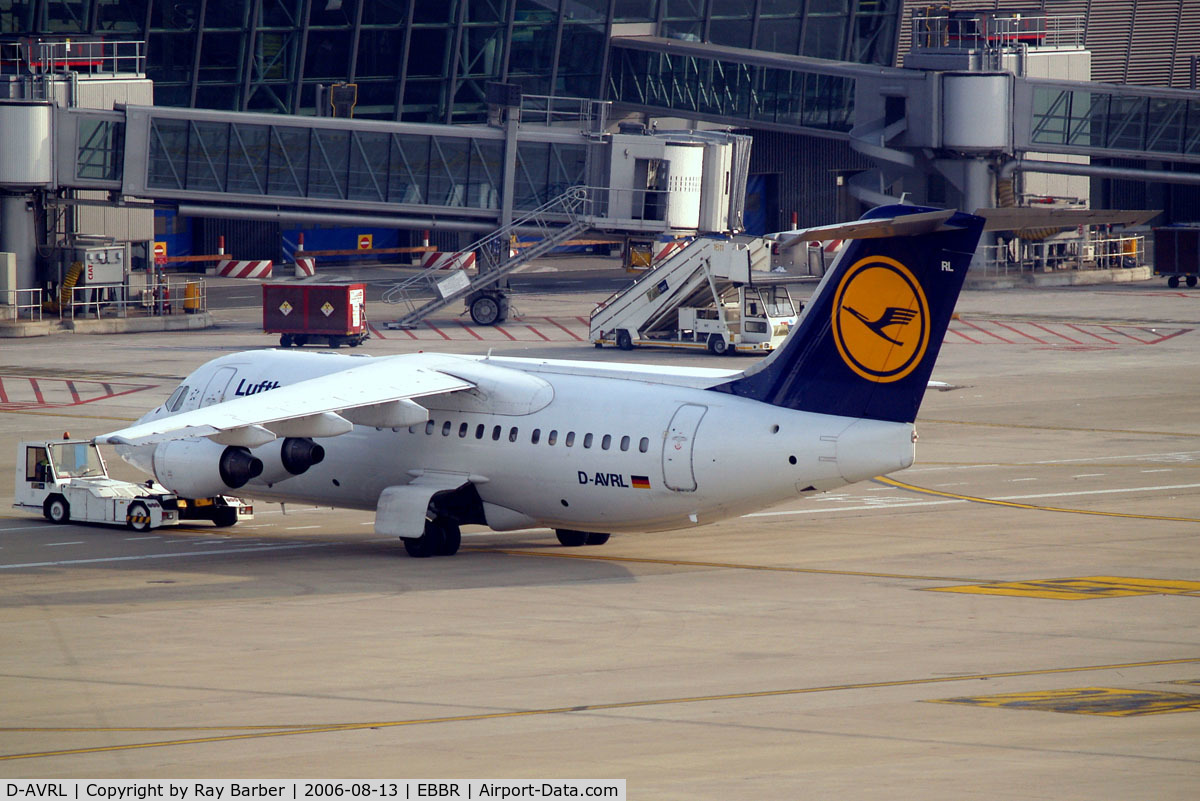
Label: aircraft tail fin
xmin=711 ymin=205 xmax=984 ymax=424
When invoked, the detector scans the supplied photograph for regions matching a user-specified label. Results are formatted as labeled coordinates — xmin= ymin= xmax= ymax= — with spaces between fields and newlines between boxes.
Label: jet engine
xmin=250 ymin=437 xmax=325 ymax=486
xmin=152 ymin=439 xmax=264 ymax=498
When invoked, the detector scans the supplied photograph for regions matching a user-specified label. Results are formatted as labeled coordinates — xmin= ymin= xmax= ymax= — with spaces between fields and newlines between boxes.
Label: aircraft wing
xmin=95 ymin=358 xmax=474 ymax=447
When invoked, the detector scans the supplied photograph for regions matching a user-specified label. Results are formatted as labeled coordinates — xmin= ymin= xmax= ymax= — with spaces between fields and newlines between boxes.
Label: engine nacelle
xmin=250 ymin=437 xmax=325 ymax=486
xmin=152 ymin=439 xmax=264 ymax=497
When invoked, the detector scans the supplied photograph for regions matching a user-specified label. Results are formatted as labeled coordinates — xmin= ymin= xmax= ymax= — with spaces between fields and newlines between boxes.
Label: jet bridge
xmin=0 ymin=89 xmax=752 ymax=302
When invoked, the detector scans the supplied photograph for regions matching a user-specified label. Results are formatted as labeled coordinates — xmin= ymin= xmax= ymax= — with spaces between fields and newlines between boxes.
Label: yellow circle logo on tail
xmin=832 ymin=255 xmax=930 ymax=383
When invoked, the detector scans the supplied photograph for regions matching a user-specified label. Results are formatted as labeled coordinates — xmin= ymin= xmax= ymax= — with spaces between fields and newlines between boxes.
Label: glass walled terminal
xmin=1 ymin=1 xmax=901 ymax=123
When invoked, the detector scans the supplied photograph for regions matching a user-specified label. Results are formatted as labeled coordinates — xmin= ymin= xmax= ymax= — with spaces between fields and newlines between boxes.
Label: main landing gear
xmin=402 ymin=517 xmax=462 ymax=558
xmin=555 ymin=529 xmax=611 ymax=547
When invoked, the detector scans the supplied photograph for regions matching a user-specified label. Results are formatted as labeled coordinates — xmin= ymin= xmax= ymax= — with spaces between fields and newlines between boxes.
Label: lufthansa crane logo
xmin=832 ymin=255 xmax=930 ymax=383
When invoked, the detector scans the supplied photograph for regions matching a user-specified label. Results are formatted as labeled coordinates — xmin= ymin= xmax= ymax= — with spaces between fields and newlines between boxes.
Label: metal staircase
xmin=382 ymin=187 xmax=591 ymax=328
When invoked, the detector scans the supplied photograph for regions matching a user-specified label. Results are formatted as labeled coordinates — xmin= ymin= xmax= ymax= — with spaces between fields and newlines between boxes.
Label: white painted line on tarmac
xmin=1073 ymin=473 xmax=1105 ymax=478
xmin=0 ymin=542 xmax=329 ymax=570
xmin=1009 ymin=477 xmax=1038 ymax=482
xmin=285 ymin=525 xmax=321 ymax=530
xmin=748 ymin=482 xmax=1200 ymax=518
xmin=44 ymin=541 xmax=84 ymax=546
xmin=124 ymin=536 xmax=161 ymax=540
xmin=0 ymin=524 xmax=72 ymax=533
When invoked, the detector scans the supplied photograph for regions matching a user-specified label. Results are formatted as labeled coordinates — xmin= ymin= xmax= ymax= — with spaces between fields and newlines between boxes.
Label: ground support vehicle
xmin=14 ymin=440 xmax=251 ymax=530
xmin=1153 ymin=226 xmax=1200 ymax=288
xmin=263 ymin=282 xmax=368 ymax=347
xmin=590 ymin=235 xmax=798 ymax=355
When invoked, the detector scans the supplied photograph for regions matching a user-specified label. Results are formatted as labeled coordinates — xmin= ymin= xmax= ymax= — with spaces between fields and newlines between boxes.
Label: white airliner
xmin=96 ymin=204 xmax=985 ymax=557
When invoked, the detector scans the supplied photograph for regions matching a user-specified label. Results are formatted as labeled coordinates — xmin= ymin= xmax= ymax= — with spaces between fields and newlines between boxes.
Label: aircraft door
xmin=662 ymin=403 xmax=707 ymax=492
xmin=200 ymin=366 xmax=237 ymax=408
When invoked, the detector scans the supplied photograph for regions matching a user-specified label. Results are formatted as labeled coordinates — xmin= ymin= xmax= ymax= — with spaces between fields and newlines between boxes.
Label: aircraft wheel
xmin=584 ymin=532 xmax=610 ymax=545
xmin=212 ymin=507 xmax=238 ymax=528
xmin=707 ymin=333 xmax=731 ymax=355
xmin=470 ymin=295 xmax=501 ymax=326
xmin=402 ymin=535 xmax=434 ymax=558
xmin=126 ymin=502 xmax=151 ymax=531
xmin=44 ymin=495 xmax=70 ymax=524
xmin=434 ymin=520 xmax=462 ymax=556
xmin=1188 ymin=275 xmax=1198 ymax=288
xmin=556 ymin=529 xmax=589 ymax=547
xmin=615 ymin=330 xmax=633 ymax=350
xmin=1168 ymin=275 xmax=1180 ymax=288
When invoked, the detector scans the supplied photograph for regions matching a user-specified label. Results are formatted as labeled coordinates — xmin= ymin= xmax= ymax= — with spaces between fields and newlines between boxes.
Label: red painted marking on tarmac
xmin=544 ymin=317 xmax=583 ymax=341
xmin=367 ymin=323 xmax=387 ymax=340
xmin=493 ymin=325 xmax=517 ymax=340
xmin=959 ymin=319 xmax=1013 ymax=343
xmin=1102 ymin=325 xmax=1149 ymax=344
xmin=992 ymin=320 xmax=1047 ymax=344
xmin=525 ymin=324 xmax=551 ymax=341
xmin=1149 ymin=328 xmax=1192 ymax=343
xmin=947 ymin=326 xmax=982 ymax=344
xmin=457 ymin=321 xmax=484 ymax=340
xmin=1067 ymin=323 xmax=1118 ymax=345
xmin=424 ymin=321 xmax=451 ymax=340
xmin=575 ymin=316 xmax=589 ymax=325
xmin=1029 ymin=322 xmax=1082 ymax=345
xmin=0 ymin=376 xmax=158 ymax=410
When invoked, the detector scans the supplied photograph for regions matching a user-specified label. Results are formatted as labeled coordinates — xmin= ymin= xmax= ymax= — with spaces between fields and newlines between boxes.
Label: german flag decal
xmin=631 ymin=475 xmax=651 ymax=489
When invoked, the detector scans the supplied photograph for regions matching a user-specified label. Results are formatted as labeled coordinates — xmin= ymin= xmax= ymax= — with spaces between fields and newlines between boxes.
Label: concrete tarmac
xmin=0 ymin=280 xmax=1198 ymax=798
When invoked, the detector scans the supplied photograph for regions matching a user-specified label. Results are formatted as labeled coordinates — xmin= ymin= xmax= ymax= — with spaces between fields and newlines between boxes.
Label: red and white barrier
xmin=294 ymin=257 xmax=316 ymax=278
xmin=422 ymin=251 xmax=476 ymax=270
xmin=654 ymin=237 xmax=691 ymax=265
xmin=217 ymin=259 xmax=273 ymax=279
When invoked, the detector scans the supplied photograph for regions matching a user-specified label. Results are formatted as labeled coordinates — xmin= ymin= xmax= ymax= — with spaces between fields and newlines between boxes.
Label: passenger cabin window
xmin=458 ymin=422 xmax=468 ymax=438
xmin=583 ymin=433 xmax=593 ymax=449
xmin=531 ymin=428 xmax=541 ymax=445
xmin=565 ymin=432 xmax=575 ymax=447
xmin=509 ymin=426 xmax=519 ymax=442
xmin=620 ymin=435 xmax=630 ymax=451
xmin=442 ymin=421 xmax=452 ymax=436
xmin=492 ymin=425 xmax=502 ymax=441
xmin=601 ymin=435 xmax=612 ymax=450
xmin=639 ymin=437 xmax=649 ymax=453
xmin=426 ymin=420 xmax=436 ymax=435
xmin=548 ymin=430 xmax=558 ymax=446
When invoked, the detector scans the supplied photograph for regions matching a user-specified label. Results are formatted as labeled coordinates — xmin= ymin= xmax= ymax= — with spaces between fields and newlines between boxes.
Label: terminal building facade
xmin=2 ymin=0 xmax=1199 ymax=264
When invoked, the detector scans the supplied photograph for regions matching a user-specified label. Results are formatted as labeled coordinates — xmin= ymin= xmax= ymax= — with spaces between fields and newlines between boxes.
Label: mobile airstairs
xmin=383 ymin=187 xmax=591 ymax=329
xmin=589 ymin=235 xmax=798 ymax=355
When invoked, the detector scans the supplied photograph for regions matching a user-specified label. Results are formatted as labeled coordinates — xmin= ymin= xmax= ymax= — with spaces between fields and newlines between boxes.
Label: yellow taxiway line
xmin=877 ymin=476 xmax=1200 ymax=523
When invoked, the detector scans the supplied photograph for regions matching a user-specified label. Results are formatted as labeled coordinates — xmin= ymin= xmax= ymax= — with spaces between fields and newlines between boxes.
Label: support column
xmin=0 ymin=194 xmax=39 ymax=291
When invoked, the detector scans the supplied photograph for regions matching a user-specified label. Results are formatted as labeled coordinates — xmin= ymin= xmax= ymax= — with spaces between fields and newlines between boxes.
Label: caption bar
xmin=5 ymin=782 xmax=625 ymax=801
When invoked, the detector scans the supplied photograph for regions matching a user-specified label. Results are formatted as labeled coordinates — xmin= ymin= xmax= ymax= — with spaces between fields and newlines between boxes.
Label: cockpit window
xmin=167 ymin=385 xmax=189 ymax=412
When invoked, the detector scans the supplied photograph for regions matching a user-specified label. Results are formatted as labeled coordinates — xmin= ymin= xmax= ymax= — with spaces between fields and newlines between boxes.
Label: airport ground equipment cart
xmin=1153 ymin=226 xmax=1200 ymax=288
xmin=590 ymin=235 xmax=799 ymax=355
xmin=263 ymin=282 xmax=369 ymax=347
xmin=14 ymin=439 xmax=252 ymax=530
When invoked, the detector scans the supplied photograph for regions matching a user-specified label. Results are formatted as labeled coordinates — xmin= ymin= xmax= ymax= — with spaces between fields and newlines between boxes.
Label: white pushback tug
xmin=15 ymin=437 xmax=252 ymax=530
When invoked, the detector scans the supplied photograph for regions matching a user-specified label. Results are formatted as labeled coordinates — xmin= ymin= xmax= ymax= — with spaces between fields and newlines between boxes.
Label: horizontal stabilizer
xmin=975 ymin=207 xmax=1159 ymax=232
xmin=772 ymin=210 xmax=957 ymax=252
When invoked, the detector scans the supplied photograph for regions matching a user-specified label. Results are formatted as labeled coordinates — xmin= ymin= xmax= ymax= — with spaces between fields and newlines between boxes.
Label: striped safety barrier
xmin=421 ymin=251 xmax=476 ymax=270
xmin=294 ymin=257 xmax=316 ymax=278
xmin=653 ymin=237 xmax=691 ymax=265
xmin=217 ymin=259 xmax=273 ymax=279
